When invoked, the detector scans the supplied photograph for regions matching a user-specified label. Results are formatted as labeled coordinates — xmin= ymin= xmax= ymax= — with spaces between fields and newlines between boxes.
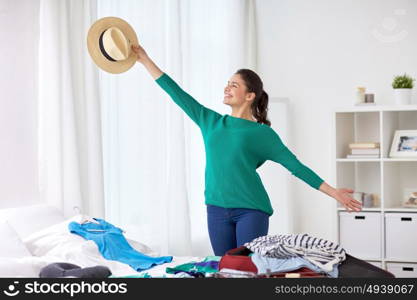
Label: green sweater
xmin=155 ymin=73 xmax=324 ymax=216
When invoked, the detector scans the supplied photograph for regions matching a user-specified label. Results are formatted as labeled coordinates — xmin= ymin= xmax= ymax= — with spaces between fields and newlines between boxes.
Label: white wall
xmin=0 ymin=0 xmax=40 ymax=208
xmin=256 ymin=0 xmax=417 ymax=241
xmin=2 ymin=0 xmax=416 ymax=240
xmin=259 ymin=98 xmax=293 ymax=235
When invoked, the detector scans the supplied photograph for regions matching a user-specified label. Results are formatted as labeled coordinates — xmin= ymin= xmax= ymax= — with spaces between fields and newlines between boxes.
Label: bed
xmin=0 ymin=203 xmax=204 ymax=278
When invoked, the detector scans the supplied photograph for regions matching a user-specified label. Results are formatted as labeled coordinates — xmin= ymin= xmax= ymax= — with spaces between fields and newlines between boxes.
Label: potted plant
xmin=392 ymin=73 xmax=415 ymax=105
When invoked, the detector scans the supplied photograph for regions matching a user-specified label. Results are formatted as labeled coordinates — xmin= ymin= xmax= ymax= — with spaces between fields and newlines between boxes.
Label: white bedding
xmin=0 ymin=254 xmax=203 ymax=278
xmin=0 ymin=204 xmax=204 ymax=278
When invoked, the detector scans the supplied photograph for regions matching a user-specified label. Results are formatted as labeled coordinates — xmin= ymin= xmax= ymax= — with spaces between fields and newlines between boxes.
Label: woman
xmin=131 ymin=44 xmax=362 ymax=256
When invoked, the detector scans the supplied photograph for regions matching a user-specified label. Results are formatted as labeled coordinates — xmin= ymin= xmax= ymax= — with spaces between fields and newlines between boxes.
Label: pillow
xmin=23 ymin=215 xmax=158 ymax=257
xmin=22 ymin=215 xmax=86 ymax=257
xmin=0 ymin=257 xmax=39 ymax=278
xmin=0 ymin=221 xmax=32 ymax=258
xmin=0 ymin=203 xmax=66 ymax=239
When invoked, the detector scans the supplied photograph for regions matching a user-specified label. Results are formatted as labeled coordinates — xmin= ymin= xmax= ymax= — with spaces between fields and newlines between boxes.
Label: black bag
xmin=338 ymin=254 xmax=395 ymax=278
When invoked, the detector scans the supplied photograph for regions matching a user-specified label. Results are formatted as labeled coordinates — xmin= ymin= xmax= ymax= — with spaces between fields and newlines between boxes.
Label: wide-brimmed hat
xmin=87 ymin=16 xmax=138 ymax=74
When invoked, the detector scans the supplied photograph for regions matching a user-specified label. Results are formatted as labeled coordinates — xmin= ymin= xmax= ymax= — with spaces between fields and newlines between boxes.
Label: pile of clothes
xmin=39 ymin=219 xmax=393 ymax=278
xmin=242 ymin=233 xmax=345 ymax=278
xmin=133 ymin=233 xmax=347 ymax=278
xmin=211 ymin=233 xmax=394 ymax=278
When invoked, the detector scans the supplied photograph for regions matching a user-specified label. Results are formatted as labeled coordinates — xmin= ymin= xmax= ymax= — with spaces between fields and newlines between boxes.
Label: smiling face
xmin=223 ymin=73 xmax=256 ymax=107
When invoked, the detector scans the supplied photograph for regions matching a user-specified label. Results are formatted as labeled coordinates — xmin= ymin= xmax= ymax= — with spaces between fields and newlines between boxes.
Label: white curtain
xmin=38 ymin=0 xmax=105 ymax=218
xmin=0 ymin=0 xmax=40 ymax=208
xmin=98 ymin=0 xmax=258 ymax=256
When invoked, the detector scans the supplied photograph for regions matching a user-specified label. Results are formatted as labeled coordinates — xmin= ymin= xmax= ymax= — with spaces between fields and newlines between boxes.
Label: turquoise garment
xmin=156 ymin=73 xmax=325 ymax=216
xmin=166 ymin=258 xmax=220 ymax=277
xmin=202 ymin=256 xmax=222 ymax=262
xmin=68 ymin=219 xmax=173 ymax=272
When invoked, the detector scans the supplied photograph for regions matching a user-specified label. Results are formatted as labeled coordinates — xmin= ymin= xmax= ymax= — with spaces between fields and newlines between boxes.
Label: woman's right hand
xmin=131 ymin=44 xmax=149 ymax=63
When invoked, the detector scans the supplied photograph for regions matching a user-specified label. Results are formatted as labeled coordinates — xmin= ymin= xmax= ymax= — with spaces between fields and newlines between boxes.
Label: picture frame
xmin=389 ymin=130 xmax=417 ymax=158
xmin=402 ymin=188 xmax=417 ymax=208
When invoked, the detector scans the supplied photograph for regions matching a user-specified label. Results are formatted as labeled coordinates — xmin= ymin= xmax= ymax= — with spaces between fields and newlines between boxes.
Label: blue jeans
xmin=206 ymin=204 xmax=269 ymax=256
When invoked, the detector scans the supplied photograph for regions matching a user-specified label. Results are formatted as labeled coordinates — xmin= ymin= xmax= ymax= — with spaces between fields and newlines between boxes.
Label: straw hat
xmin=87 ymin=17 xmax=138 ymax=74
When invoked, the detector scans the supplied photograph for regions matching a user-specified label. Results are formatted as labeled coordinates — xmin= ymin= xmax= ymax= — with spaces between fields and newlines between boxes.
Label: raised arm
xmin=131 ymin=44 xmax=163 ymax=80
xmin=131 ymin=44 xmax=221 ymax=130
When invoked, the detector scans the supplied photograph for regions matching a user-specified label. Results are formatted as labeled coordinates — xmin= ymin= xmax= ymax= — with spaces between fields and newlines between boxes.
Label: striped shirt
xmin=244 ymin=233 xmax=346 ymax=272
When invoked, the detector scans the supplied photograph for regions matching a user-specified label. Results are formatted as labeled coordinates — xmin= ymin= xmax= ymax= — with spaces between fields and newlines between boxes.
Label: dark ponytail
xmin=253 ymin=90 xmax=271 ymax=126
xmin=235 ymin=69 xmax=271 ymax=126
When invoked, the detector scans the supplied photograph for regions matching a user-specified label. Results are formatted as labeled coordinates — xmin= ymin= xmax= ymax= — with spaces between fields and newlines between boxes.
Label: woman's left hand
xmin=334 ymin=188 xmax=362 ymax=212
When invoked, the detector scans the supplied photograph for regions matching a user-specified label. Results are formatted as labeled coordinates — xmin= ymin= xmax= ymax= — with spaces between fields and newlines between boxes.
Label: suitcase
xmin=256 ymin=267 xmax=326 ymax=278
xmin=338 ymin=254 xmax=395 ymax=278
xmin=219 ymin=246 xmax=396 ymax=278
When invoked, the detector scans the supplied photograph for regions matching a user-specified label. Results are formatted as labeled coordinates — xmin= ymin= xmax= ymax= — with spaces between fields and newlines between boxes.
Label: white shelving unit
xmin=334 ymin=105 xmax=417 ymax=278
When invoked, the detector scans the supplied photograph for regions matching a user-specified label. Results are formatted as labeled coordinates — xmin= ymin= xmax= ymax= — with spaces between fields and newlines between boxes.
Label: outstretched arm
xmin=318 ymin=182 xmax=362 ymax=212
xmin=131 ymin=44 xmax=163 ymax=79
xmin=264 ymin=129 xmax=362 ymax=212
xmin=131 ymin=44 xmax=217 ymax=129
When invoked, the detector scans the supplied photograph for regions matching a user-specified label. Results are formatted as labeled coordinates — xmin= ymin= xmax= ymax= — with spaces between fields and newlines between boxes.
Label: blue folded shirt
xmin=251 ymin=253 xmax=339 ymax=277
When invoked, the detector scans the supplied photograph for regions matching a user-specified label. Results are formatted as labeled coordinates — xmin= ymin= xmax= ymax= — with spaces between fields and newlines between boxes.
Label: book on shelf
xmin=351 ymin=148 xmax=380 ymax=155
xmin=346 ymin=154 xmax=379 ymax=159
xmin=355 ymin=102 xmax=376 ymax=106
xmin=349 ymin=142 xmax=380 ymax=149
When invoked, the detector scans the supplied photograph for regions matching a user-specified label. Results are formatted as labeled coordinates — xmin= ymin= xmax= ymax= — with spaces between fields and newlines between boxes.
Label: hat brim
xmin=87 ymin=17 xmax=138 ymax=74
